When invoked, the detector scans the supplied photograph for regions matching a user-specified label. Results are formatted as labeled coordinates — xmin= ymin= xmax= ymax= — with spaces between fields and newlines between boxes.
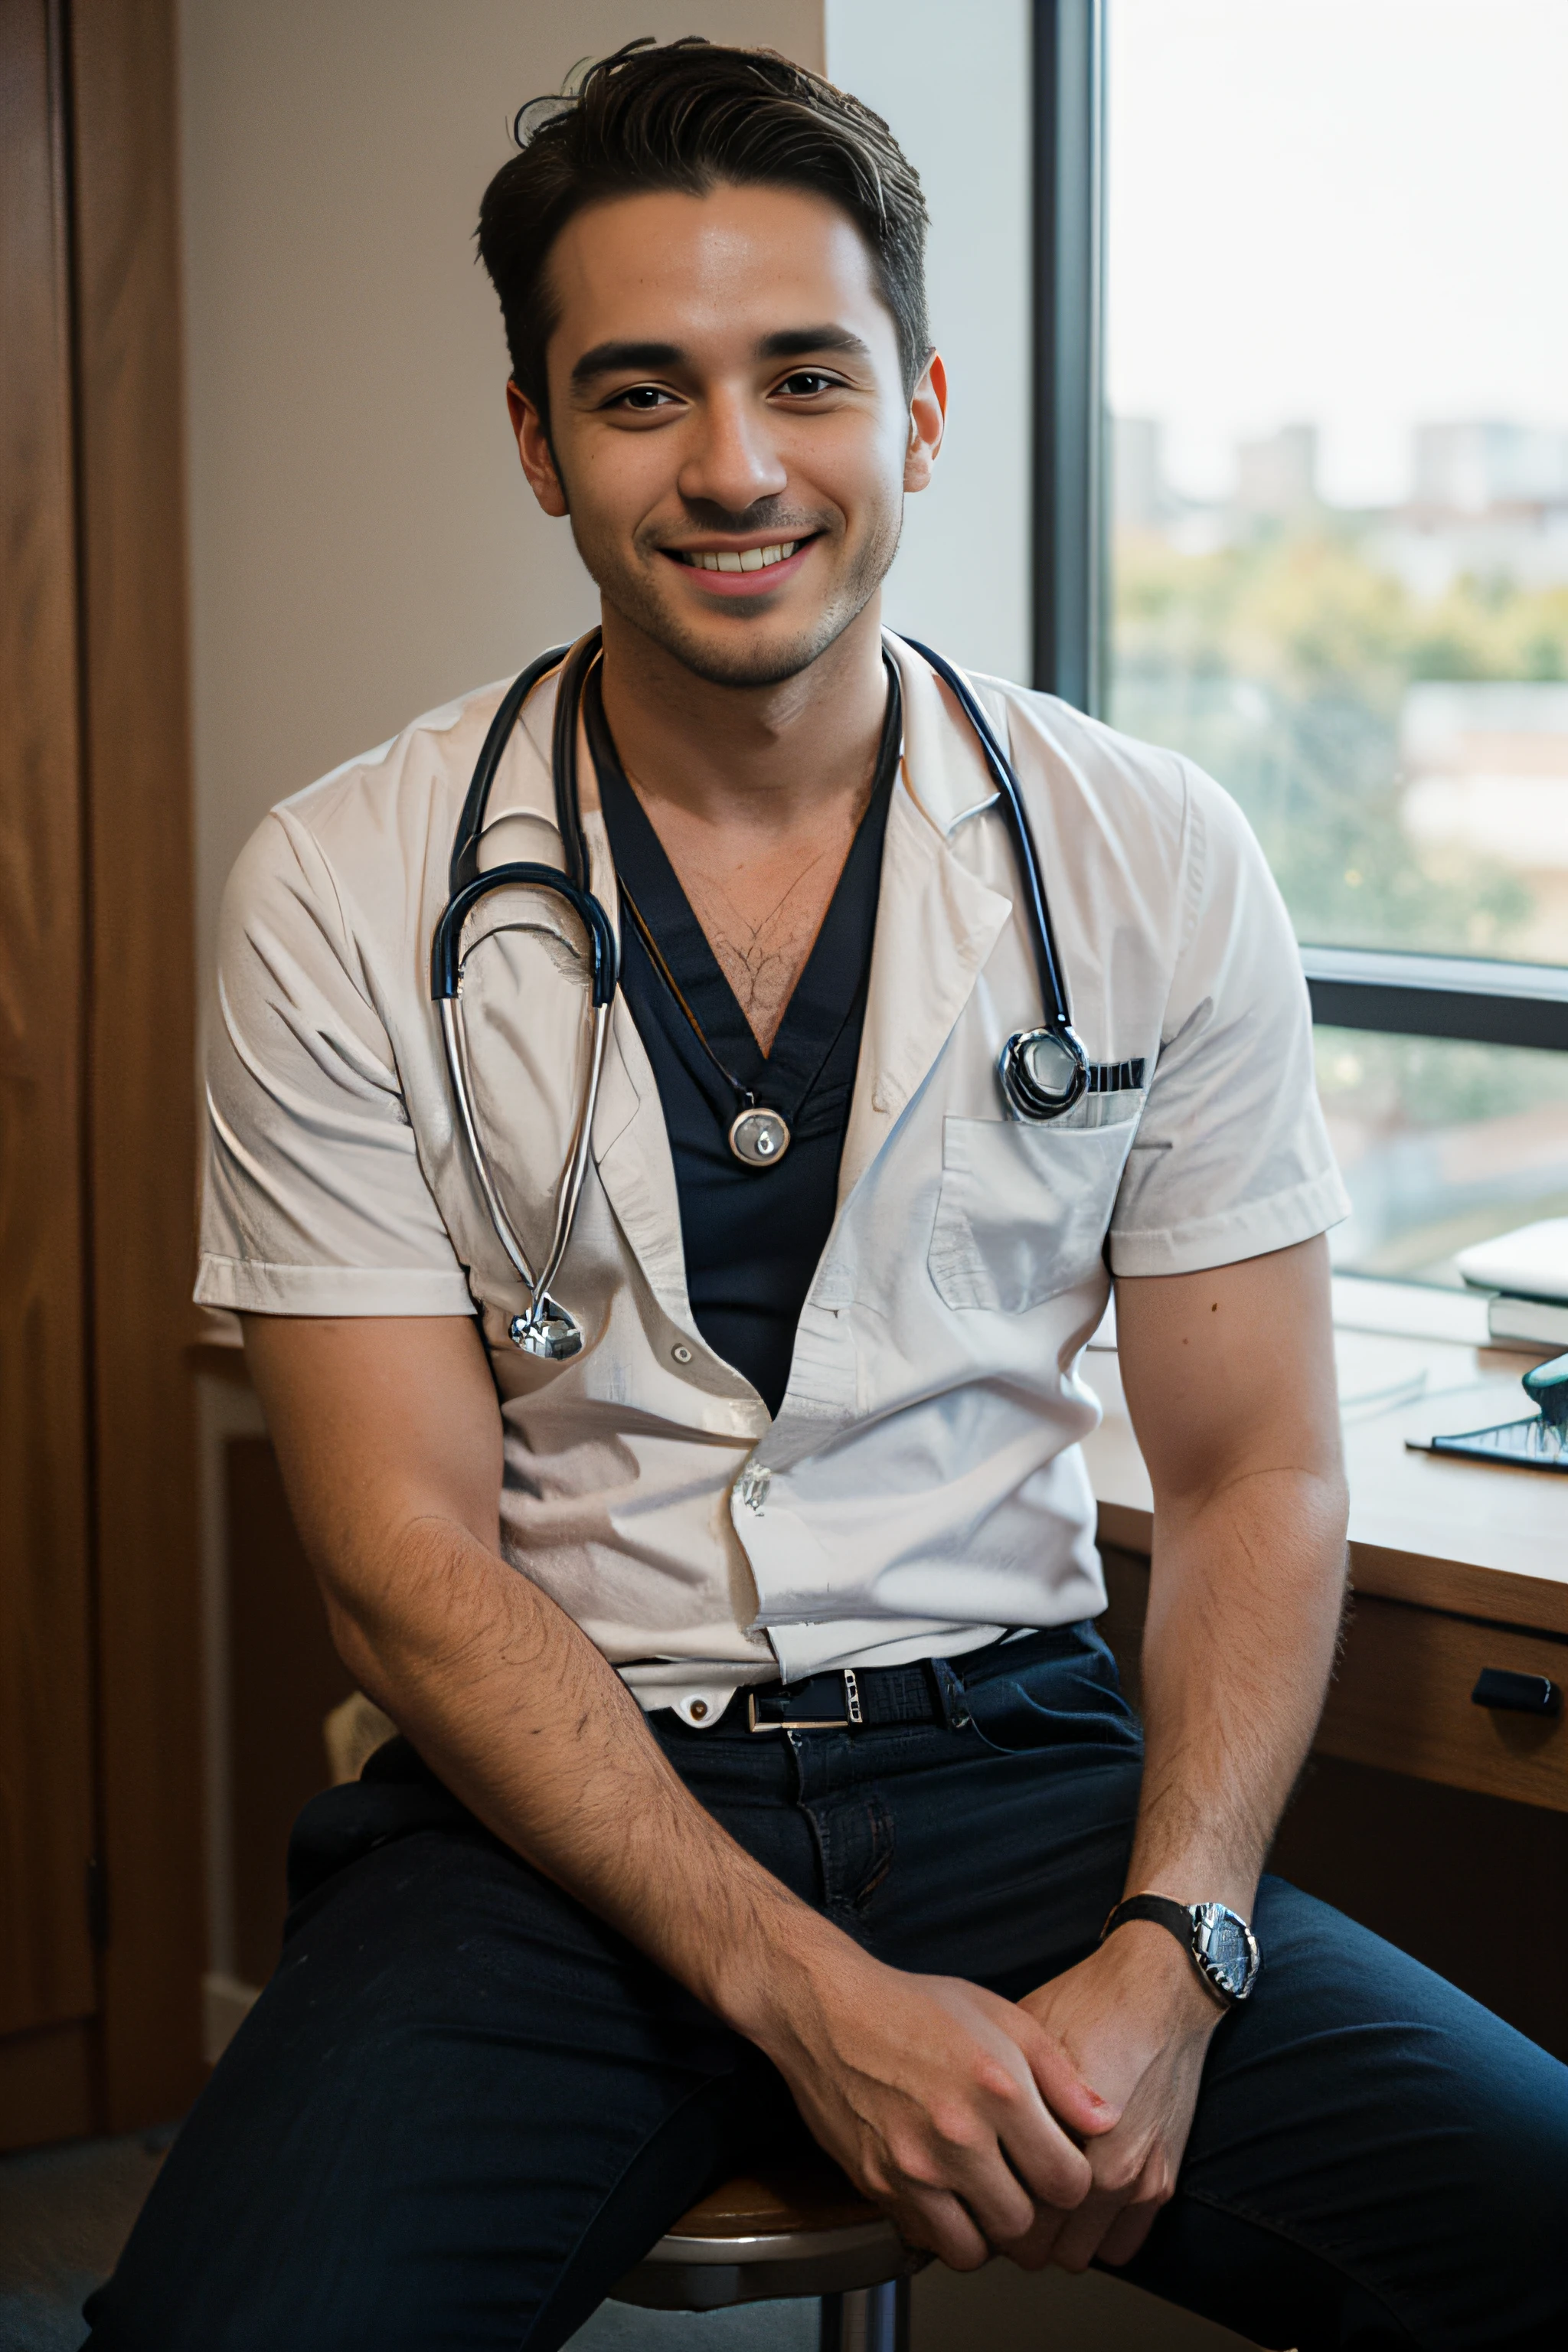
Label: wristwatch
xmin=1100 ymin=1893 xmax=1260 ymax=2010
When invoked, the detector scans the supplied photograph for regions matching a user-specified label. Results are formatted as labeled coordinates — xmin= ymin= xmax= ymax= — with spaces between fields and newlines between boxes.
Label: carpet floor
xmin=0 ymin=2132 xmax=812 ymax=2350
xmin=0 ymin=2132 xmax=172 ymax=2351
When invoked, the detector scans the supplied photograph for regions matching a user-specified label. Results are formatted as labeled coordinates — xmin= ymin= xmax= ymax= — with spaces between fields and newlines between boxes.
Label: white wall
xmin=180 ymin=0 xmax=825 ymax=985
xmin=824 ymin=0 xmax=1032 ymax=683
xmin=181 ymin=2 xmax=1031 ymax=978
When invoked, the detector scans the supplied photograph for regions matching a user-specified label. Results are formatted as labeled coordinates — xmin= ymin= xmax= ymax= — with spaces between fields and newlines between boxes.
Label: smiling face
xmin=509 ymin=181 xmax=944 ymax=689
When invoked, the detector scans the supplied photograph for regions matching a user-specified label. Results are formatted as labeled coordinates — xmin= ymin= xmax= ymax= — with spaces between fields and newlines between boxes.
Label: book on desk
xmin=1459 ymin=1217 xmax=1568 ymax=1349
xmin=1402 ymin=1220 xmax=1568 ymax=1472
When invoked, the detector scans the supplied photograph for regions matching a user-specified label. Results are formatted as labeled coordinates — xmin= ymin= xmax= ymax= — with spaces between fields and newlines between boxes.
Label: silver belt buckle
xmin=747 ymin=1669 xmax=863 ymax=1734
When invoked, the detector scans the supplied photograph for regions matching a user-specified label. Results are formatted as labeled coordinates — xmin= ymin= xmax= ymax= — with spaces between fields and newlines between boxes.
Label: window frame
xmin=1031 ymin=0 xmax=1568 ymax=1052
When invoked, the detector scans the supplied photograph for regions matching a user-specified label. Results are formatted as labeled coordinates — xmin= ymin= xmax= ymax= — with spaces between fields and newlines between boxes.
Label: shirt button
xmin=671 ymin=1343 xmax=693 ymax=1364
xmin=689 ymin=1697 xmax=709 ymax=1720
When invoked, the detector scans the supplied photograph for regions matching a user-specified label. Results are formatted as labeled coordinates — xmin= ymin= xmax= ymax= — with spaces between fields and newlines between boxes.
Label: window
xmin=1035 ymin=0 xmax=1568 ymax=1283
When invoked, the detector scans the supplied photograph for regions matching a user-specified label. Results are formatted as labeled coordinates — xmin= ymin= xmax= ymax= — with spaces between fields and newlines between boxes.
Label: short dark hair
xmin=476 ymin=38 xmax=931 ymax=429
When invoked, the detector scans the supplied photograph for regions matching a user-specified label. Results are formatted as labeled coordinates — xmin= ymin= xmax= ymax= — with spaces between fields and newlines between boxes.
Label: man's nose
xmin=676 ymin=388 xmax=788 ymax=518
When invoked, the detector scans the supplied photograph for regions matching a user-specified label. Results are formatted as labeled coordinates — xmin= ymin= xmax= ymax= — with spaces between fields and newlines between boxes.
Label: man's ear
xmin=507 ymin=380 xmax=570 ymax=517
xmin=903 ymin=351 xmax=947 ymax=495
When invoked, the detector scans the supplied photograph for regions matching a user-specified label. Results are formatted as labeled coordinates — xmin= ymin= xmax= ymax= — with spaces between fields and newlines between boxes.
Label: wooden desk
xmin=1083 ymin=1327 xmax=1568 ymax=1815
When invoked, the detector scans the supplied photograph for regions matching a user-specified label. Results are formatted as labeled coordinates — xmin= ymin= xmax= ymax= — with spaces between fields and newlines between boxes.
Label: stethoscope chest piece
xmin=729 ymin=1106 xmax=791 ymax=1167
xmin=999 ymin=1025 xmax=1089 ymax=1121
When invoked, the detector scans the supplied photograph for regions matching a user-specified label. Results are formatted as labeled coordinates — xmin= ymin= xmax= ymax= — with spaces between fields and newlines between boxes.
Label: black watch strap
xmin=1101 ymin=1893 xmax=1250 ymax=2009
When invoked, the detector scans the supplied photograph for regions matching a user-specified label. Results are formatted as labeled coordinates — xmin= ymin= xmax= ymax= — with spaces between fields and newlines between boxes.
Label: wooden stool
xmin=613 ymin=2157 xmax=927 ymax=2350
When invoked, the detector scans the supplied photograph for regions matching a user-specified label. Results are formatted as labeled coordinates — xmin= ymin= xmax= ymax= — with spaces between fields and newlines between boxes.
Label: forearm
xmin=1009 ymin=1460 xmax=1348 ymax=2275
xmin=1127 ymin=1461 xmax=1348 ymax=1912
xmin=327 ymin=1511 xmax=835 ymax=2029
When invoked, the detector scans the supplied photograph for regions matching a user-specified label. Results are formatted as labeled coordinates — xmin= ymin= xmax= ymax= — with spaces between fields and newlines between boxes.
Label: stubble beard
xmin=570 ymin=505 xmax=904 ymax=691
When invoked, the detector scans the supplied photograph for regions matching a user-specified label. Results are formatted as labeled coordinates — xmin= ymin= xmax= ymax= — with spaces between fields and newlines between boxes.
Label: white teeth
xmin=682 ymin=541 xmax=799 ymax=572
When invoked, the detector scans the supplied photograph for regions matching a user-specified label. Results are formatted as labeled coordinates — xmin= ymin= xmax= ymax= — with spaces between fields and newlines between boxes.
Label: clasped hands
xmin=759 ymin=1918 xmax=1222 ymax=2274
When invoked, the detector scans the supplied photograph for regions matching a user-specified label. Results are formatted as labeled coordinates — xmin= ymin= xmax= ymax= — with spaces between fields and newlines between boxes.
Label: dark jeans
xmin=85 ymin=1625 xmax=1568 ymax=2350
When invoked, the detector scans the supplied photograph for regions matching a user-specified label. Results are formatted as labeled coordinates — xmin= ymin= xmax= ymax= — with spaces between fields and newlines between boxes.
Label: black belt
xmin=743 ymin=1655 xmax=974 ymax=1733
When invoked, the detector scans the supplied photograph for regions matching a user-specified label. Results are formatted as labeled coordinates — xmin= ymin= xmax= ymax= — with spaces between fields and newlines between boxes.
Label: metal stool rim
xmin=639 ymin=2217 xmax=902 ymax=2265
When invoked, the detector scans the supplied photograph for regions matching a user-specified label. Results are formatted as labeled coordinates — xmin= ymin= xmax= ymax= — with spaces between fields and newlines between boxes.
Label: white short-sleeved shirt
xmin=198 ymin=632 xmax=1348 ymax=1723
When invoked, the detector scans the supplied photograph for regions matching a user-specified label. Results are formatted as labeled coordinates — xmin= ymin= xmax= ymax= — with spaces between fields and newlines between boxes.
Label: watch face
xmin=1192 ymin=1903 xmax=1259 ymax=2001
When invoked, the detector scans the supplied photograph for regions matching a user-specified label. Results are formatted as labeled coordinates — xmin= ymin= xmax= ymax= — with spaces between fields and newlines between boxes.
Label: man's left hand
xmin=1002 ymin=1919 xmax=1223 ymax=2272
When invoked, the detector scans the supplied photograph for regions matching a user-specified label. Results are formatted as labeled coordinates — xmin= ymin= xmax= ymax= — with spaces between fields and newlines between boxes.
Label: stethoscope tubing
xmin=550 ymin=636 xmax=602 ymax=893
xmin=446 ymin=643 xmax=571 ymax=896
xmin=431 ymin=863 xmax=619 ymax=1007
xmin=431 ymin=630 xmax=1084 ymax=1348
xmin=900 ymin=638 xmax=1077 ymax=1047
xmin=438 ymin=994 xmax=537 ymax=1294
xmin=436 ymin=962 xmax=612 ymax=1329
xmin=430 ymin=636 xmax=619 ymax=1341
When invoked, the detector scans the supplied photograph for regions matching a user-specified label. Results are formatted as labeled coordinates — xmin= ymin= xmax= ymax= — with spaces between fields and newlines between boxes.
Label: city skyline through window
xmin=1105 ymin=0 xmax=1568 ymax=1283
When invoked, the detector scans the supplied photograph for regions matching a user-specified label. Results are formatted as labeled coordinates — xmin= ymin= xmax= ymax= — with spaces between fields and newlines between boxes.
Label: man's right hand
xmin=734 ymin=1926 xmax=1117 ymax=2269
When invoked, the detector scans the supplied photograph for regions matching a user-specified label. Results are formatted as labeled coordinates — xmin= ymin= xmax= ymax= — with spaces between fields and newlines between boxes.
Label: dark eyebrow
xmin=569 ymin=340 xmax=684 ymax=388
xmin=569 ymin=325 xmax=873 ymax=390
xmin=756 ymin=325 xmax=872 ymax=364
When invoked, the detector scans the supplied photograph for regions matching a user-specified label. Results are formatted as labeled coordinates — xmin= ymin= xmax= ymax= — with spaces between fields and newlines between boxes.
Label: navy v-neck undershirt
xmin=586 ymin=665 xmax=899 ymax=1418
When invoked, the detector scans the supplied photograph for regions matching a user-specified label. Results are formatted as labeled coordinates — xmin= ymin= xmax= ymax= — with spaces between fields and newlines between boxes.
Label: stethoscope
xmin=430 ymin=631 xmax=1091 ymax=1361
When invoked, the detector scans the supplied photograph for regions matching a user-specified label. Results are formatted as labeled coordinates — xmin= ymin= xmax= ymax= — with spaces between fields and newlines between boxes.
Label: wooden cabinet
xmin=0 ymin=0 xmax=99 ymax=2081
xmin=1102 ymin=1543 xmax=1568 ymax=1817
xmin=1318 ymin=1594 xmax=1567 ymax=1814
xmin=1085 ymin=1324 xmax=1568 ymax=1807
xmin=0 ymin=0 xmax=203 ymax=2151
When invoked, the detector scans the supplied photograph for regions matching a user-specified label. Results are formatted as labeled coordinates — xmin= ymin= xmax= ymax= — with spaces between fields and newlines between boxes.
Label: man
xmin=90 ymin=38 xmax=1565 ymax=2352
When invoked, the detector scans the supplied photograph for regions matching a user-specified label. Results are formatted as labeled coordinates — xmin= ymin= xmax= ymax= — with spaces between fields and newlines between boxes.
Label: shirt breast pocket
xmin=927 ymin=1109 xmax=1141 ymax=1314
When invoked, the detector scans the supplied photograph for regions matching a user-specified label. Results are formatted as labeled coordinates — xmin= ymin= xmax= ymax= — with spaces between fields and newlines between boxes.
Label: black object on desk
xmin=1411 ymin=1351 xmax=1568 ymax=1475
